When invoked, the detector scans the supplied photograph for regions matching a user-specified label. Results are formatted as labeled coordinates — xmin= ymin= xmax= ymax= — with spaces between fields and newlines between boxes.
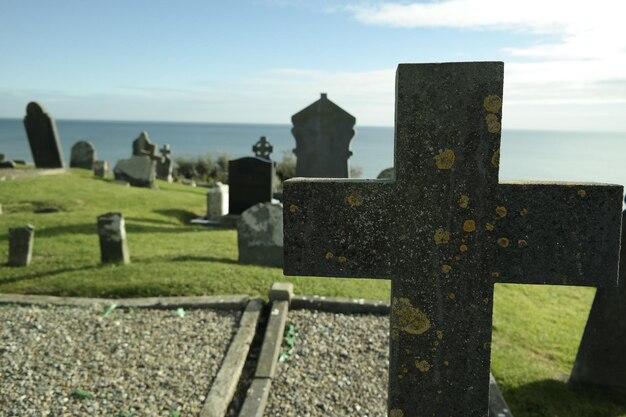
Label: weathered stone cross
xmin=253 ymin=136 xmax=273 ymax=160
xmin=283 ymin=62 xmax=623 ymax=416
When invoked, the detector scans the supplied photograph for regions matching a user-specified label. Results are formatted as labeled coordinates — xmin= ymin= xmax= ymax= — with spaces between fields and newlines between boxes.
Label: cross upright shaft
xmin=283 ymin=62 xmax=623 ymax=416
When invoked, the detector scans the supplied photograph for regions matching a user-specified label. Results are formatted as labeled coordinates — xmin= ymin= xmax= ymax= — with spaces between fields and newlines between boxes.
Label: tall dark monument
xmin=23 ymin=102 xmax=65 ymax=168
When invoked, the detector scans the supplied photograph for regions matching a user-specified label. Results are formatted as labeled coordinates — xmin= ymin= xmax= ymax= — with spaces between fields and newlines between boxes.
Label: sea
xmin=1 ymin=118 xmax=626 ymax=187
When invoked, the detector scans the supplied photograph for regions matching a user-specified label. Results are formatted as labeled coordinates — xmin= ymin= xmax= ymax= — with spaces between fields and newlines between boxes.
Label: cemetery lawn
xmin=1 ymin=169 xmax=625 ymax=417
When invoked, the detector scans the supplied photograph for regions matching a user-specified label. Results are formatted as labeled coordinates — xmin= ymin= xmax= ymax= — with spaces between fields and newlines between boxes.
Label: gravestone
xmin=113 ymin=156 xmax=156 ymax=188
xmin=252 ymin=136 xmax=273 ymax=160
xmin=97 ymin=212 xmax=130 ymax=264
xmin=93 ymin=160 xmax=109 ymax=178
xmin=156 ymin=144 xmax=173 ymax=182
xmin=569 ymin=209 xmax=626 ymax=392
xmin=70 ymin=140 xmax=96 ymax=169
xmin=283 ymin=62 xmax=623 ymax=416
xmin=238 ymin=202 xmax=283 ymax=267
xmin=291 ymin=93 xmax=355 ymax=178
xmin=207 ymin=182 xmax=229 ymax=221
xmin=23 ymin=102 xmax=65 ymax=168
xmin=132 ymin=131 xmax=157 ymax=157
xmin=377 ymin=167 xmax=395 ymax=180
xmin=228 ymin=157 xmax=274 ymax=215
xmin=8 ymin=225 xmax=35 ymax=267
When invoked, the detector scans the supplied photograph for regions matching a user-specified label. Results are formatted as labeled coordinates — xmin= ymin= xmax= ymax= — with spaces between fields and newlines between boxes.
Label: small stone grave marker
xmin=252 ymin=136 xmax=273 ymax=160
xmin=228 ymin=157 xmax=274 ymax=215
xmin=132 ymin=131 xmax=157 ymax=157
xmin=97 ymin=212 xmax=130 ymax=264
xmin=8 ymin=225 xmax=35 ymax=267
xmin=23 ymin=102 xmax=65 ymax=168
xmin=291 ymin=93 xmax=355 ymax=178
xmin=238 ymin=202 xmax=283 ymax=267
xmin=70 ymin=140 xmax=96 ymax=169
xmin=207 ymin=182 xmax=229 ymax=221
xmin=156 ymin=144 xmax=173 ymax=182
xmin=93 ymin=160 xmax=109 ymax=178
xmin=283 ymin=62 xmax=623 ymax=416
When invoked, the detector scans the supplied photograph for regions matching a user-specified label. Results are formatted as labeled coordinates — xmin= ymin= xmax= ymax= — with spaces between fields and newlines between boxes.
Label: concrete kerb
xmin=290 ymin=294 xmax=390 ymax=314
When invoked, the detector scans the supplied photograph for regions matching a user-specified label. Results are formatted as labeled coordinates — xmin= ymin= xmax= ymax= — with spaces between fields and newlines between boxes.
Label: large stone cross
xmin=283 ymin=62 xmax=623 ymax=416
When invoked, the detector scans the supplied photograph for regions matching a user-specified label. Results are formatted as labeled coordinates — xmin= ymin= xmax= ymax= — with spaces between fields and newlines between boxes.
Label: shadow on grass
xmin=35 ymin=223 xmax=96 ymax=238
xmin=0 ymin=264 xmax=101 ymax=285
xmin=171 ymin=255 xmax=238 ymax=264
xmin=505 ymin=379 xmax=626 ymax=417
xmin=152 ymin=209 xmax=198 ymax=224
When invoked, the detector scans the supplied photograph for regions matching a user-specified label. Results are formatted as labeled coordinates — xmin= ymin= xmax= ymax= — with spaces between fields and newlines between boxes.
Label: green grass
xmin=1 ymin=169 xmax=625 ymax=416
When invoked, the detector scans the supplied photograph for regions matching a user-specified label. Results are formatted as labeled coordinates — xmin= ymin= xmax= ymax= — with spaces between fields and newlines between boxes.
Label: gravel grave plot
xmin=265 ymin=310 xmax=389 ymax=417
xmin=0 ymin=304 xmax=240 ymax=417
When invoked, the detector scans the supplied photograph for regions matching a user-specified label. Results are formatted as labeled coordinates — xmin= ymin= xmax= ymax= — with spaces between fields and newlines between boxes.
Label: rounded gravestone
xmin=70 ymin=141 xmax=96 ymax=169
xmin=377 ymin=167 xmax=395 ymax=179
xmin=237 ymin=202 xmax=283 ymax=267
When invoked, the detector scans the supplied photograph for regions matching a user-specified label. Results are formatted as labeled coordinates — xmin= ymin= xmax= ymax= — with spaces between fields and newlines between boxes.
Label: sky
xmin=1 ymin=0 xmax=625 ymax=131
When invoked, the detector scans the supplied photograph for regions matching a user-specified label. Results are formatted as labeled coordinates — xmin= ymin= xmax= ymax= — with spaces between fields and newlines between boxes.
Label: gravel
xmin=264 ymin=309 xmax=389 ymax=417
xmin=0 ymin=304 xmax=240 ymax=417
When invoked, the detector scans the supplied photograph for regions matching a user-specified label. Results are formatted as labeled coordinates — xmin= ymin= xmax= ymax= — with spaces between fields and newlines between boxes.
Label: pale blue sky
xmin=1 ymin=0 xmax=625 ymax=130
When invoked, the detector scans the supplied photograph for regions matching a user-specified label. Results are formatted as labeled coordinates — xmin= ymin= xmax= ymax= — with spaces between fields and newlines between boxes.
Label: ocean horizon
xmin=1 ymin=118 xmax=625 ymax=187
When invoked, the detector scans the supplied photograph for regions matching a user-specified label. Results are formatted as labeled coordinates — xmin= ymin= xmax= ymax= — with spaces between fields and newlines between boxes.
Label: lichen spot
xmin=436 ymin=330 xmax=444 ymax=340
xmin=389 ymin=409 xmax=404 ymax=417
xmin=483 ymin=297 xmax=490 ymax=305
xmin=484 ymin=95 xmax=503 ymax=113
xmin=442 ymin=264 xmax=452 ymax=273
xmin=325 ymin=251 xmax=334 ymax=260
xmin=484 ymin=342 xmax=491 ymax=350
xmin=491 ymin=271 xmax=501 ymax=278
xmin=486 ymin=223 xmax=495 ymax=232
xmin=346 ymin=193 xmax=363 ymax=207
xmin=518 ymin=239 xmax=528 ymax=248
xmin=491 ymin=149 xmax=500 ymax=168
xmin=578 ymin=189 xmax=587 ymax=198
xmin=463 ymin=220 xmax=476 ymax=233
xmin=497 ymin=237 xmax=510 ymax=248
xmin=435 ymin=149 xmax=455 ymax=170
xmin=448 ymin=293 xmax=456 ymax=300
xmin=415 ymin=359 xmax=431 ymax=373
xmin=460 ymin=244 xmax=468 ymax=253
xmin=496 ymin=206 xmax=507 ymax=218
xmin=392 ymin=297 xmax=431 ymax=335
xmin=289 ymin=204 xmax=298 ymax=214
xmin=337 ymin=256 xmax=347 ymax=264
xmin=486 ymin=113 xmax=501 ymax=133
xmin=443 ymin=360 xmax=449 ymax=367
xmin=434 ymin=229 xmax=451 ymax=245
xmin=459 ymin=194 xmax=469 ymax=209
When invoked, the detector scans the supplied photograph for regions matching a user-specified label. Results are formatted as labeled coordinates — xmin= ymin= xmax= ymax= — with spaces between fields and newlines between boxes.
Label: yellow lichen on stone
xmin=442 ymin=264 xmax=452 ymax=273
xmin=463 ymin=220 xmax=476 ymax=232
xmin=459 ymin=194 xmax=470 ymax=209
xmin=578 ymin=189 xmax=587 ymax=197
xmin=436 ymin=330 xmax=443 ymax=340
xmin=491 ymin=271 xmax=500 ymax=278
xmin=434 ymin=229 xmax=451 ymax=245
xmin=486 ymin=113 xmax=501 ymax=133
xmin=325 ymin=251 xmax=334 ymax=260
xmin=486 ymin=223 xmax=494 ymax=232
xmin=434 ymin=149 xmax=455 ymax=170
xmin=497 ymin=237 xmax=510 ymax=248
xmin=389 ymin=409 xmax=404 ymax=417
xmin=289 ymin=204 xmax=298 ymax=214
xmin=345 ymin=193 xmax=363 ymax=207
xmin=443 ymin=360 xmax=449 ymax=366
xmin=520 ymin=208 xmax=529 ymax=216
xmin=460 ymin=244 xmax=468 ymax=253
xmin=518 ymin=239 xmax=528 ymax=248
xmin=415 ymin=359 xmax=431 ymax=372
xmin=496 ymin=206 xmax=507 ymax=218
xmin=392 ymin=297 xmax=431 ymax=335
xmin=337 ymin=256 xmax=347 ymax=264
xmin=484 ymin=95 xmax=503 ymax=113
xmin=483 ymin=297 xmax=490 ymax=305
xmin=491 ymin=149 xmax=500 ymax=168
xmin=448 ymin=293 xmax=456 ymax=300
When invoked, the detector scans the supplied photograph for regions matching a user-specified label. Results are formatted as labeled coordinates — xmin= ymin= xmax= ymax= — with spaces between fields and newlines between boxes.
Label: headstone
xmin=283 ymin=62 xmax=623 ymax=416
xmin=252 ymin=136 xmax=273 ymax=160
xmin=97 ymin=212 xmax=130 ymax=264
xmin=489 ymin=373 xmax=514 ymax=417
xmin=207 ymin=182 xmax=229 ymax=221
xmin=228 ymin=157 xmax=274 ymax=215
xmin=8 ymin=225 xmax=35 ymax=267
xmin=132 ymin=131 xmax=157 ymax=157
xmin=113 ymin=156 xmax=156 ymax=188
xmin=377 ymin=167 xmax=395 ymax=179
xmin=23 ymin=102 xmax=65 ymax=168
xmin=93 ymin=160 xmax=109 ymax=178
xmin=238 ymin=202 xmax=283 ymax=267
xmin=156 ymin=144 xmax=173 ymax=182
xmin=569 ymin=209 xmax=626 ymax=392
xmin=0 ymin=160 xmax=16 ymax=169
xmin=70 ymin=140 xmax=96 ymax=169
xmin=291 ymin=93 xmax=355 ymax=178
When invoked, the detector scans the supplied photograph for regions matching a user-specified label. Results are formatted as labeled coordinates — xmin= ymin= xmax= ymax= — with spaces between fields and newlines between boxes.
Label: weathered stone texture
xmin=97 ymin=212 xmax=130 ymax=264
xmin=8 ymin=225 xmax=35 ymax=267
xmin=238 ymin=202 xmax=283 ymax=267
xmin=70 ymin=141 xmax=96 ymax=169
xmin=113 ymin=156 xmax=156 ymax=188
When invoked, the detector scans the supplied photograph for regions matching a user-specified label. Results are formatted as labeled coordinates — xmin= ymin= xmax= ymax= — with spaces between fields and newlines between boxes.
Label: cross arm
xmin=283 ymin=178 xmax=395 ymax=279
xmin=492 ymin=182 xmax=623 ymax=287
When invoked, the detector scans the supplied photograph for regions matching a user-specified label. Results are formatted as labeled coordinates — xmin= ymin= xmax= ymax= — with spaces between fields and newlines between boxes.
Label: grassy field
xmin=1 ymin=169 xmax=625 ymax=416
